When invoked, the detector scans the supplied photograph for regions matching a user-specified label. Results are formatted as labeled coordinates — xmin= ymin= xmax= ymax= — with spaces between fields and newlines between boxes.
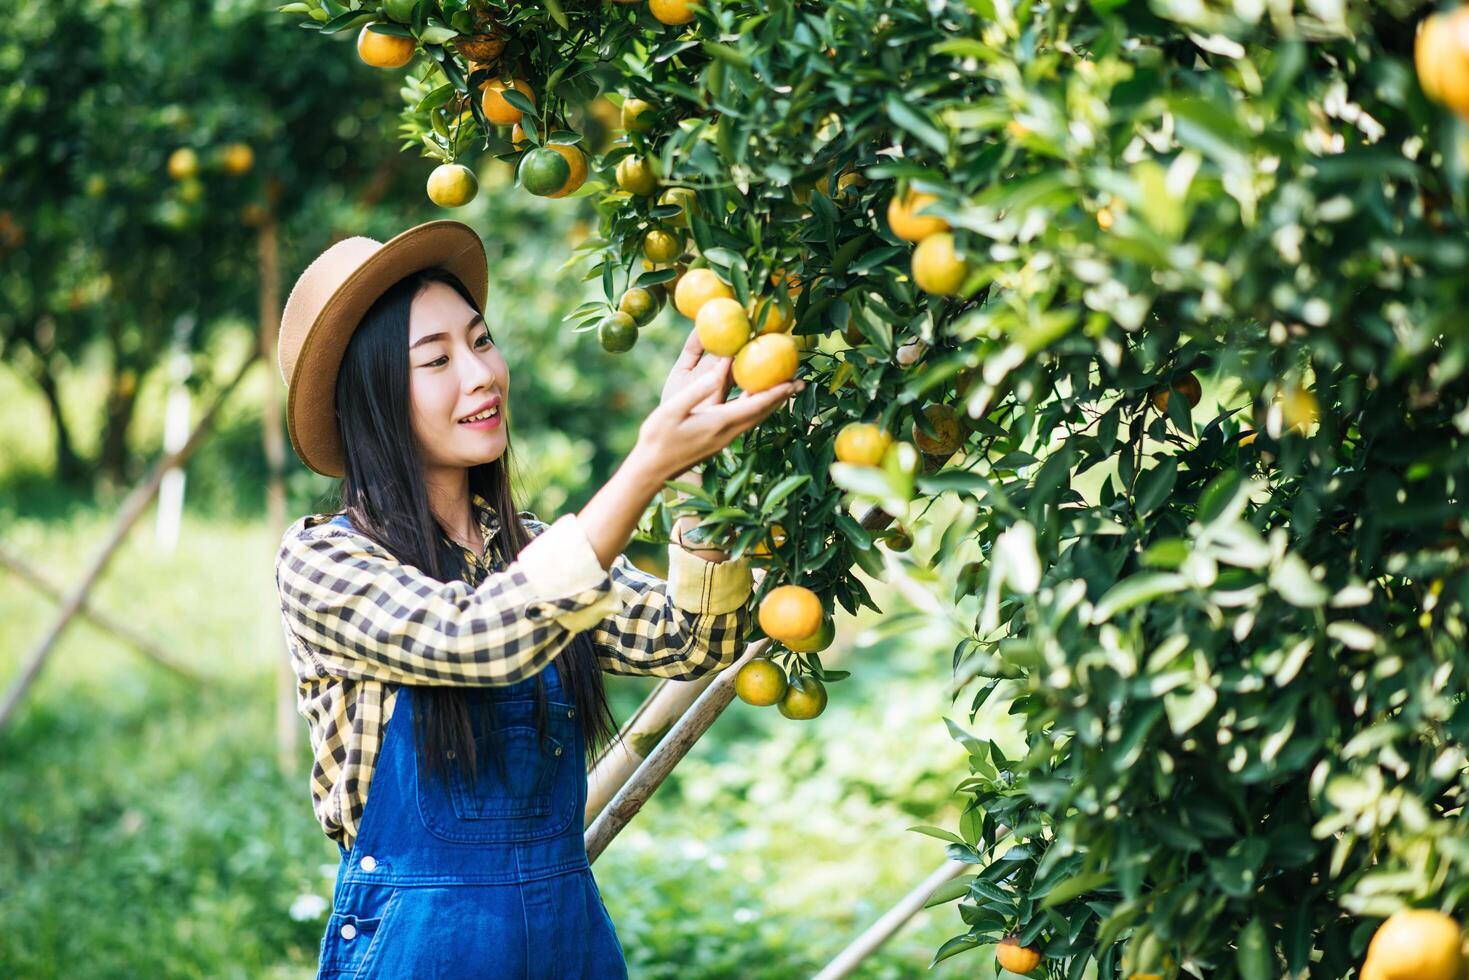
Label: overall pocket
xmin=416 ymin=698 xmax=579 ymax=843
xmin=317 ymin=885 xmax=401 ymax=979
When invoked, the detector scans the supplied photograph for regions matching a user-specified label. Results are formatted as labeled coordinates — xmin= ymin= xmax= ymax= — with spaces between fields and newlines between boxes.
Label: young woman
xmin=271 ymin=220 xmax=802 ymax=978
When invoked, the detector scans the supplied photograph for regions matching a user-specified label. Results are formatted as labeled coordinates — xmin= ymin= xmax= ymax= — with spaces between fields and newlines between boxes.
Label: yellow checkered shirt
xmin=274 ymin=492 xmax=753 ymax=850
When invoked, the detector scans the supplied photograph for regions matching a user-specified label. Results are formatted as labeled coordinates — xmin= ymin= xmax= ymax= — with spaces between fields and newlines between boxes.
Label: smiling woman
xmin=271 ymin=220 xmax=804 ymax=978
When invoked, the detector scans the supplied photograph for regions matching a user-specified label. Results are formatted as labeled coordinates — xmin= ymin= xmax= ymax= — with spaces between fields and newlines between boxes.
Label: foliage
xmin=283 ymin=0 xmax=1469 ymax=974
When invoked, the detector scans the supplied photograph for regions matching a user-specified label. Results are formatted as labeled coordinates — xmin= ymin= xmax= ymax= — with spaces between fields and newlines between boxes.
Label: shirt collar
xmin=443 ymin=492 xmax=502 ymax=563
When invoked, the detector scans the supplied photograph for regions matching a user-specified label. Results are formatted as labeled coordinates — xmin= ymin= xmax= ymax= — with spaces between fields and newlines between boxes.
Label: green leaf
xmin=1269 ymin=553 xmax=1328 ymax=607
xmin=885 ymin=92 xmax=949 ymax=154
xmin=924 ymin=875 xmax=978 ymax=908
xmin=1039 ymin=871 xmax=1111 ymax=908
xmin=1091 ymin=573 xmax=1185 ymax=623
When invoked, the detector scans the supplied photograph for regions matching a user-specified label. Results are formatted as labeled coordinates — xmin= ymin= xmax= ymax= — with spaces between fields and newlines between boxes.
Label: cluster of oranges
xmin=649 ymin=267 xmax=804 ymax=393
xmin=735 ymin=584 xmax=833 ymax=720
xmin=888 ymin=187 xmax=970 ymax=296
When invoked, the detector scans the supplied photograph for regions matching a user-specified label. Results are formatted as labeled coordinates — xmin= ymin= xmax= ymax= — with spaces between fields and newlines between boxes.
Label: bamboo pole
xmin=812 ymin=860 xmax=970 ymax=980
xmin=0 ymin=548 xmax=202 ymax=682
xmin=0 ymin=351 xmax=259 ymax=731
xmin=584 ymin=675 xmax=714 ymax=828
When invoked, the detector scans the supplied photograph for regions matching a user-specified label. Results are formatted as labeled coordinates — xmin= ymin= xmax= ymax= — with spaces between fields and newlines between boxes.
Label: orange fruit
xmin=1279 ymin=386 xmax=1319 ymax=434
xmin=732 ymin=333 xmax=799 ymax=392
xmin=357 ymin=24 xmax=416 ymax=68
xmin=658 ymin=187 xmax=698 ymax=226
xmin=481 ymin=78 xmax=534 ymax=126
xmin=750 ymin=294 xmax=794 ymax=334
xmin=911 ymin=404 xmax=962 ymax=456
xmin=996 ymin=936 xmax=1042 ymax=975
xmin=650 ymin=0 xmax=696 ymax=25
xmin=167 ymin=147 xmax=198 ymax=181
xmin=426 ymin=163 xmax=479 ymax=208
xmin=1362 ymin=909 xmax=1464 ymax=980
xmin=221 ymin=143 xmax=253 ymax=176
xmin=519 ymin=147 xmax=571 ymax=196
xmin=758 ymin=584 xmax=823 ymax=644
xmin=1238 ymin=429 xmax=1258 ymax=447
xmin=751 ymin=523 xmax=787 ymax=557
xmin=509 ymin=123 xmax=529 ymax=148
xmin=597 ymin=312 xmax=638 ymax=353
xmin=778 ymin=674 xmax=827 ymax=720
xmin=785 ymin=615 xmax=833 ymax=653
xmin=643 ymin=228 xmax=682 ymax=263
xmin=835 ymin=422 xmax=892 ymax=466
xmin=615 ymin=156 xmax=657 ymax=196
xmin=912 ymin=232 xmax=969 ymax=295
xmin=734 ymin=659 xmax=788 ymax=706
xmin=695 ymin=297 xmax=750 ymax=356
xmin=621 ymin=97 xmax=655 ymax=133
xmin=618 ymin=287 xmax=659 ymax=325
xmin=544 ymin=143 xmax=588 ymax=198
xmin=887 ymin=189 xmax=949 ymax=242
xmin=675 ymin=268 xmax=734 ymax=319
xmin=1151 ymin=372 xmax=1203 ymax=412
xmin=1416 ymin=9 xmax=1469 ymax=118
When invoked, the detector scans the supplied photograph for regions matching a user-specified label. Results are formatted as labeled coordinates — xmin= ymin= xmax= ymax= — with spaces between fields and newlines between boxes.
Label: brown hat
xmin=279 ymin=219 xmax=488 ymax=477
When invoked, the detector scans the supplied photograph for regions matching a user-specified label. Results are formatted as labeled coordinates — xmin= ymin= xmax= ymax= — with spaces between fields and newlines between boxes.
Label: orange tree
xmin=283 ymin=0 xmax=1469 ymax=975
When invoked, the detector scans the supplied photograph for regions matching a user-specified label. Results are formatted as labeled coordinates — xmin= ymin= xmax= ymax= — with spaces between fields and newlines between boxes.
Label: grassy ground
xmin=0 ymin=354 xmax=1014 ymax=978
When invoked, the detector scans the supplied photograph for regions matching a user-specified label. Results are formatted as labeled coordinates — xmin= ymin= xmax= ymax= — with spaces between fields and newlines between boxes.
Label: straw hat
xmin=278 ymin=220 xmax=488 ymax=477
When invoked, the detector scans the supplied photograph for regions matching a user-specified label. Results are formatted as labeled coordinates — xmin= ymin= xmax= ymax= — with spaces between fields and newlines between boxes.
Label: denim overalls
xmin=315 ymin=514 xmax=628 ymax=979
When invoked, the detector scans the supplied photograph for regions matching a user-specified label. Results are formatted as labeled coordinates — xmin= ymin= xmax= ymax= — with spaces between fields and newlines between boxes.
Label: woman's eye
xmin=476 ymin=333 xmax=492 ymax=348
xmin=428 ymin=356 xmax=448 ymax=367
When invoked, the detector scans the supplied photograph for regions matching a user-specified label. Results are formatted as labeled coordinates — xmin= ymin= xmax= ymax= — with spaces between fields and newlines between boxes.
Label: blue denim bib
xmin=314 ymin=513 xmax=627 ymax=978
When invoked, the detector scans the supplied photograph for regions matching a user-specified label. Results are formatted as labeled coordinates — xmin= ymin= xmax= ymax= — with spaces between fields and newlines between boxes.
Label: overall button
xmin=554 ymin=746 xmax=563 ymax=756
xmin=527 ymin=603 xmax=546 ymax=620
xmin=359 ymin=855 xmax=377 ymax=872
xmin=567 ymin=708 xmax=575 ymax=718
xmin=340 ymin=923 xmax=358 ymax=940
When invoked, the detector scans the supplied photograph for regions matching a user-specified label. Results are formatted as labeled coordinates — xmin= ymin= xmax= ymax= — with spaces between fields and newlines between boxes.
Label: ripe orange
xmin=643 ymin=229 xmax=682 ymax=263
xmin=996 ymin=936 xmax=1042 ymax=975
xmin=912 ymin=232 xmax=969 ymax=295
xmin=510 ymin=123 xmax=529 ymax=148
xmin=621 ymin=97 xmax=655 ymax=133
xmin=734 ymin=659 xmax=788 ymax=706
xmin=221 ymin=143 xmax=253 ymax=176
xmin=778 ymin=674 xmax=827 ymax=720
xmin=615 ymin=156 xmax=658 ymax=196
xmin=544 ymin=144 xmax=588 ymax=198
xmin=887 ymin=188 xmax=949 ymax=242
xmin=751 ymin=523 xmax=787 ymax=557
xmin=675 ymin=268 xmax=734 ymax=319
xmin=167 ymin=147 xmax=198 ymax=181
xmin=1416 ymin=8 xmax=1469 ymax=118
xmin=835 ymin=423 xmax=892 ymax=466
xmin=732 ymin=333 xmax=799 ymax=392
xmin=426 ymin=163 xmax=479 ymax=208
xmin=650 ymin=0 xmax=696 ymax=26
xmin=911 ymin=404 xmax=962 ymax=456
xmin=481 ymin=78 xmax=534 ymax=126
xmin=696 ymin=297 xmax=751 ymax=356
xmin=658 ymin=187 xmax=697 ymax=226
xmin=758 ymin=584 xmax=823 ymax=645
xmin=1362 ymin=909 xmax=1465 ymax=980
xmin=357 ymin=24 xmax=416 ymax=68
xmin=750 ymin=294 xmax=794 ymax=334
xmin=1151 ymin=372 xmax=1203 ymax=413
xmin=1279 ymin=386 xmax=1319 ymax=434
xmin=1238 ymin=429 xmax=1258 ymax=447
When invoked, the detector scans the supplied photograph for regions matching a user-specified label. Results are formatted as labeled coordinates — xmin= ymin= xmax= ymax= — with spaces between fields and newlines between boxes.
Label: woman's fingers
xmin=666 ymin=358 xmax=729 ymax=416
xmin=697 ymin=380 xmax=804 ymax=429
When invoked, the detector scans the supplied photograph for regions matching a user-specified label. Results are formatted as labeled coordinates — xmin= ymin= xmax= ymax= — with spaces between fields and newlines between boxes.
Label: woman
xmin=272 ymin=220 xmax=802 ymax=978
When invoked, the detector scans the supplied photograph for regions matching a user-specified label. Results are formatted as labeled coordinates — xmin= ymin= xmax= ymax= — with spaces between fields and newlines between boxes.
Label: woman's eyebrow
xmin=410 ymin=313 xmax=486 ymax=349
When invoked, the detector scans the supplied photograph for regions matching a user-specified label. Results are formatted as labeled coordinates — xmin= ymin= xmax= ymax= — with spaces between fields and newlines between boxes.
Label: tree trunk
xmin=30 ymin=353 xmax=84 ymax=484
xmin=98 ymin=365 xmax=141 ymax=487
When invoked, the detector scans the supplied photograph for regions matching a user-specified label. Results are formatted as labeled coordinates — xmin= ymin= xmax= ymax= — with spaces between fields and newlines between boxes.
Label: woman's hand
xmin=659 ymin=324 xmax=732 ymax=411
xmin=633 ymin=327 xmax=805 ymax=485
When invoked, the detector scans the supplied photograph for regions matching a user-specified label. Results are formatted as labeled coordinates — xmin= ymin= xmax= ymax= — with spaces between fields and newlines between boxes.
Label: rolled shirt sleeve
xmin=275 ymin=513 xmax=619 ymax=687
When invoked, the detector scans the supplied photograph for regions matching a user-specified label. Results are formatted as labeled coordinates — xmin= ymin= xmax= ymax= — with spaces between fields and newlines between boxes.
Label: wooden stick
xmin=585 ymin=493 xmax=908 ymax=862
xmin=0 ymin=351 xmax=259 ymax=730
xmin=584 ymin=675 xmax=714 ymax=828
xmin=812 ymin=860 xmax=971 ymax=980
xmin=0 ymin=548 xmax=202 ymax=682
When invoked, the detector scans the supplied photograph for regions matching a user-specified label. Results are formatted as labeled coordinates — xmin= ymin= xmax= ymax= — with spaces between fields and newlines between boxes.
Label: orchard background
xmin=5 ymin=0 xmax=1469 ymax=976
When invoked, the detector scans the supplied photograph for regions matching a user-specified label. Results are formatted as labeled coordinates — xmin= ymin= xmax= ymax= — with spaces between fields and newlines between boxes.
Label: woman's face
xmin=407 ymin=280 xmax=510 ymax=471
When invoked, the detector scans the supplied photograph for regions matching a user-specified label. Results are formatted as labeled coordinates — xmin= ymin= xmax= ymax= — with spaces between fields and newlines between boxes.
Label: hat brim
xmin=287 ymin=220 xmax=489 ymax=478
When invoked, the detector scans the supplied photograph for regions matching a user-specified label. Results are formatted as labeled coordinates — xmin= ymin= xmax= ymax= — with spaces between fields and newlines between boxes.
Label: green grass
xmin=0 ymin=353 xmax=1010 ymax=978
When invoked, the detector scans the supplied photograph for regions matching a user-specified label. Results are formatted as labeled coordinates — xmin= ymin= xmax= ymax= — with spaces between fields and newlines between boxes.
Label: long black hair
xmin=327 ymin=265 xmax=619 ymax=790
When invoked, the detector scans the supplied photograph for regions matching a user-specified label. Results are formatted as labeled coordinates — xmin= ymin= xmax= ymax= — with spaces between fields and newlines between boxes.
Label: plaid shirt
xmin=274 ymin=492 xmax=753 ymax=850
